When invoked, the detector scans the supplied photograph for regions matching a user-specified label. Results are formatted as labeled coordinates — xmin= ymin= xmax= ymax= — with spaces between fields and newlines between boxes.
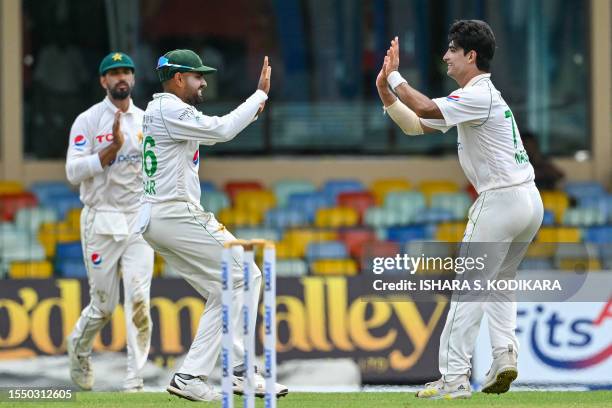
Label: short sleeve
xmin=420 ymin=118 xmax=453 ymax=133
xmin=432 ymin=85 xmax=492 ymax=127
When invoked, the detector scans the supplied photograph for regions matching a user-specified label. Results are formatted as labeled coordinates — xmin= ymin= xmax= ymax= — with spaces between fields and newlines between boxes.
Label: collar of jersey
xmin=103 ymin=96 xmax=136 ymax=114
xmin=152 ymin=92 xmax=183 ymax=103
xmin=464 ymin=73 xmax=491 ymax=88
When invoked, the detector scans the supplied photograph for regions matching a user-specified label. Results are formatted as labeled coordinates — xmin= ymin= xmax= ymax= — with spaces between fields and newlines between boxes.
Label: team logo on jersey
xmin=91 ymin=253 xmax=102 ymax=266
xmin=74 ymin=135 xmax=87 ymax=148
xmin=446 ymin=94 xmax=461 ymax=101
xmin=193 ymin=149 xmax=200 ymax=165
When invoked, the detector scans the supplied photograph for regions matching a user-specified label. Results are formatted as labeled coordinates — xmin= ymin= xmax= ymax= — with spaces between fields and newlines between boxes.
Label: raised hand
xmin=112 ymin=110 xmax=125 ymax=148
xmin=257 ymin=56 xmax=271 ymax=95
xmin=386 ymin=36 xmax=400 ymax=72
xmin=376 ymin=57 xmax=390 ymax=88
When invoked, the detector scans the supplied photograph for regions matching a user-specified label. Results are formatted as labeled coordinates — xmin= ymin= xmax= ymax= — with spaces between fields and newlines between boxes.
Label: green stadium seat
xmin=14 ymin=207 xmax=58 ymax=232
xmin=1 ymin=241 xmax=46 ymax=274
xmin=201 ymin=190 xmax=230 ymax=214
xmin=273 ymin=180 xmax=316 ymax=208
xmin=276 ymin=259 xmax=308 ymax=277
xmin=562 ymin=207 xmax=606 ymax=227
xmin=234 ymin=227 xmax=280 ymax=242
xmin=364 ymin=206 xmax=412 ymax=228
xmin=384 ymin=191 xmax=426 ymax=222
xmin=430 ymin=192 xmax=472 ymax=220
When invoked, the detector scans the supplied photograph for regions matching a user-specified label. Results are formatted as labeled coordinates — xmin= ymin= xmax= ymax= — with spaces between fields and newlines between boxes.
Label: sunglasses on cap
xmin=156 ymin=56 xmax=194 ymax=71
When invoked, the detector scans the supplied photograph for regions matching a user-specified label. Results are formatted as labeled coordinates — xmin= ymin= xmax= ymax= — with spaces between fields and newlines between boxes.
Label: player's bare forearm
xmin=98 ymin=144 xmax=121 ymax=167
xmin=385 ymin=36 xmax=443 ymax=119
xmin=98 ymin=110 xmax=125 ymax=167
xmin=377 ymin=84 xmax=397 ymax=107
xmin=395 ymin=83 xmax=444 ymax=119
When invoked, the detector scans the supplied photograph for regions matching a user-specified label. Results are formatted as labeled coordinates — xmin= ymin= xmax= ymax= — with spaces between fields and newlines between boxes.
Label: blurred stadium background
xmin=0 ymin=0 xmax=610 ymax=393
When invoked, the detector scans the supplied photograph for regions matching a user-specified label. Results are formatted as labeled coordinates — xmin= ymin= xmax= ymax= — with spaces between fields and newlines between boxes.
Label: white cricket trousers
xmin=70 ymin=206 xmax=154 ymax=388
xmin=141 ymin=201 xmax=262 ymax=377
xmin=439 ymin=182 xmax=543 ymax=381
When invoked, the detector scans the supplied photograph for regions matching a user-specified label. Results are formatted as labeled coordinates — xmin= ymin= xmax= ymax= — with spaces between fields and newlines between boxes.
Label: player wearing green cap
xmin=65 ymin=51 xmax=154 ymax=393
xmin=135 ymin=49 xmax=287 ymax=401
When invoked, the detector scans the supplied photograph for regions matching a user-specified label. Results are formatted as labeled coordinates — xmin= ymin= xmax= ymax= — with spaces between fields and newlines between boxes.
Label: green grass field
xmin=1 ymin=391 xmax=611 ymax=408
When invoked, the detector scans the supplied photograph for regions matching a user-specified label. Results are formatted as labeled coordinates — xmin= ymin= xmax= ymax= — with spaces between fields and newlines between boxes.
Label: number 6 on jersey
xmin=143 ymin=135 xmax=157 ymax=195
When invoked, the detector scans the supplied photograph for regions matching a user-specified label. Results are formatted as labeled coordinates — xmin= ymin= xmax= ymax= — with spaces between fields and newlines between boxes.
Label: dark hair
xmin=448 ymin=20 xmax=496 ymax=72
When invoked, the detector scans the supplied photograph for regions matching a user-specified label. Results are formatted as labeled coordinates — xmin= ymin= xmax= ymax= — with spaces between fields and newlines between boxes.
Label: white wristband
xmin=387 ymin=71 xmax=407 ymax=90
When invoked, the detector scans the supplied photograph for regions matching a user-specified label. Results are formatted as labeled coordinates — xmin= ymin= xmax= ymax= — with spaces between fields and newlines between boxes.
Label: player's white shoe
xmin=167 ymin=373 xmax=221 ymax=402
xmin=481 ymin=344 xmax=518 ymax=394
xmin=66 ymin=335 xmax=93 ymax=390
xmin=416 ymin=375 xmax=472 ymax=399
xmin=232 ymin=367 xmax=289 ymax=398
xmin=123 ymin=377 xmax=144 ymax=393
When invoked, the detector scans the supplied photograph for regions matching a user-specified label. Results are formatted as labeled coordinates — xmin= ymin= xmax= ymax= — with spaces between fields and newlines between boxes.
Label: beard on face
xmin=186 ymin=86 xmax=205 ymax=106
xmin=109 ymin=81 xmax=132 ymax=100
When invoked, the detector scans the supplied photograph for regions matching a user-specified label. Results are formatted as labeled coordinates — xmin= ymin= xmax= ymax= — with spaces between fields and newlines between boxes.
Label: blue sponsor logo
xmin=264 ymin=262 xmax=272 ymax=291
xmin=243 ymin=262 xmax=250 ymax=290
xmin=221 ymin=263 xmax=229 ymax=290
xmin=264 ymin=348 xmax=272 ymax=378
xmin=221 ymin=348 xmax=229 ymax=377
xmin=264 ymin=305 xmax=272 ymax=335
xmin=222 ymin=305 xmax=229 ymax=334
xmin=109 ymin=154 xmax=140 ymax=166
xmin=243 ymin=306 xmax=249 ymax=335
xmin=518 ymin=304 xmax=612 ymax=370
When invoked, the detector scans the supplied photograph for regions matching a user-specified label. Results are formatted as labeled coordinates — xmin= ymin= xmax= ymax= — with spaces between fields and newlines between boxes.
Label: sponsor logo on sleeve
xmin=73 ymin=135 xmax=87 ymax=150
xmin=446 ymin=94 xmax=461 ymax=102
xmin=178 ymin=108 xmax=195 ymax=121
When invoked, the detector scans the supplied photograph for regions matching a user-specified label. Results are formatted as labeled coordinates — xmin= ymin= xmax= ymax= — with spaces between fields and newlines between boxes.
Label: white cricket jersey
xmin=141 ymin=90 xmax=267 ymax=205
xmin=66 ymin=97 xmax=144 ymax=212
xmin=421 ymin=73 xmax=534 ymax=194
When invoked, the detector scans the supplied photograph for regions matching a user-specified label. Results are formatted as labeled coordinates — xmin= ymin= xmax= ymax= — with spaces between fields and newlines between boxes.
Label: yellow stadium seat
xmin=283 ymin=228 xmax=337 ymax=257
xmin=37 ymin=230 xmax=57 ymax=258
xmin=370 ymin=179 xmax=412 ymax=205
xmin=233 ymin=190 xmax=276 ymax=215
xmin=66 ymin=208 xmax=82 ymax=228
xmin=0 ymin=181 xmax=24 ymax=195
xmin=541 ymin=191 xmax=570 ymax=224
xmin=537 ymin=227 xmax=581 ymax=243
xmin=314 ymin=207 xmax=359 ymax=228
xmin=558 ymin=258 xmax=602 ymax=271
xmin=526 ymin=242 xmax=557 ymax=258
xmin=9 ymin=261 xmax=53 ymax=278
xmin=218 ymin=208 xmax=263 ymax=228
xmin=275 ymin=241 xmax=303 ymax=259
xmin=419 ymin=180 xmax=460 ymax=204
xmin=54 ymin=222 xmax=80 ymax=243
xmin=435 ymin=222 xmax=466 ymax=242
xmin=38 ymin=221 xmax=80 ymax=257
xmin=311 ymin=259 xmax=358 ymax=276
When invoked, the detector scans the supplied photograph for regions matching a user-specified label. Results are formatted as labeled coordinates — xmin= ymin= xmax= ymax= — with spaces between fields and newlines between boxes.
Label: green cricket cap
xmin=99 ymin=52 xmax=135 ymax=76
xmin=156 ymin=49 xmax=217 ymax=82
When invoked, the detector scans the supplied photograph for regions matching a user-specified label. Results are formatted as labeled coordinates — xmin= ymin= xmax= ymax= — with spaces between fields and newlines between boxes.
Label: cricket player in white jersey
xmin=376 ymin=20 xmax=543 ymax=399
xmin=136 ymin=49 xmax=287 ymax=401
xmin=65 ymin=52 xmax=154 ymax=392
